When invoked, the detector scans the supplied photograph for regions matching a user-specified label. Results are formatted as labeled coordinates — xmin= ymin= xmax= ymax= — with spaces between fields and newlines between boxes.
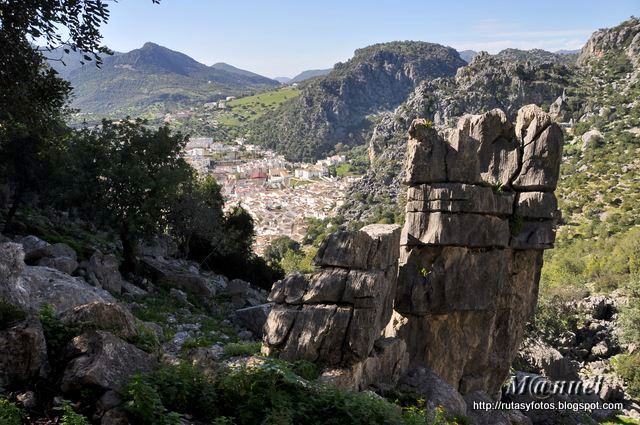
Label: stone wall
xmin=386 ymin=105 xmax=563 ymax=395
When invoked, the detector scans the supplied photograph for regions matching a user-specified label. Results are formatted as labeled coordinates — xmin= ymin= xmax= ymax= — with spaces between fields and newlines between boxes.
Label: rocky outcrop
xmin=0 ymin=319 xmax=48 ymax=388
xmin=387 ymin=105 xmax=563 ymax=395
xmin=262 ymin=224 xmax=408 ymax=390
xmin=61 ymin=331 xmax=156 ymax=394
xmin=577 ymin=17 xmax=640 ymax=66
xmin=60 ymin=302 xmax=147 ymax=341
xmin=85 ymin=252 xmax=124 ymax=295
xmin=0 ymin=243 xmax=115 ymax=314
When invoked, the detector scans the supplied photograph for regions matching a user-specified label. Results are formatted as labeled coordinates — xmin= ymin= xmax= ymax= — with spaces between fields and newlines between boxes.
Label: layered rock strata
xmin=387 ymin=105 xmax=563 ymax=395
xmin=262 ymin=224 xmax=408 ymax=390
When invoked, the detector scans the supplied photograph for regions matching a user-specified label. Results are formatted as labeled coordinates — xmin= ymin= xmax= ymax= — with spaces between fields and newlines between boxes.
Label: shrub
xmin=615 ymin=353 xmax=640 ymax=399
xmin=0 ymin=398 xmax=23 ymax=425
xmin=39 ymin=304 xmax=77 ymax=357
xmin=60 ymin=401 xmax=89 ymax=425
xmin=223 ymin=342 xmax=261 ymax=358
xmin=122 ymin=362 xmax=216 ymax=424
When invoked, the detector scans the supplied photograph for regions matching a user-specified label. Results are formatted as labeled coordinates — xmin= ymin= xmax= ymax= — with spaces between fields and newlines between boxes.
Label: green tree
xmin=264 ymin=236 xmax=300 ymax=265
xmin=55 ymin=120 xmax=192 ymax=268
xmin=168 ymin=176 xmax=225 ymax=257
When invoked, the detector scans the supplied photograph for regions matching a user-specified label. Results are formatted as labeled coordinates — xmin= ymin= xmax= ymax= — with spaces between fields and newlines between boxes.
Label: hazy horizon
xmin=95 ymin=0 xmax=638 ymax=78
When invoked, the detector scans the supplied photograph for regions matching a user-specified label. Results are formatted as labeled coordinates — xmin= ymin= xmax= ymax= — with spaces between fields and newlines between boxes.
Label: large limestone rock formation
xmin=262 ymin=224 xmax=408 ymax=391
xmin=388 ymin=105 xmax=563 ymax=395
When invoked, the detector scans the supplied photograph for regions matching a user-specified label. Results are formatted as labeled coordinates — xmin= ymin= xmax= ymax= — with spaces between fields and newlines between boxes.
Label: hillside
xmin=249 ymin=41 xmax=466 ymax=161
xmin=56 ymin=42 xmax=280 ymax=118
xmin=290 ymin=68 xmax=332 ymax=83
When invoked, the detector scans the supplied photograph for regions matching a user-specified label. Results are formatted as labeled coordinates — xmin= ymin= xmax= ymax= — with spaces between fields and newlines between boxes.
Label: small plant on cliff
xmin=0 ymin=399 xmax=23 ymax=425
xmin=39 ymin=304 xmax=78 ymax=357
xmin=60 ymin=401 xmax=89 ymax=425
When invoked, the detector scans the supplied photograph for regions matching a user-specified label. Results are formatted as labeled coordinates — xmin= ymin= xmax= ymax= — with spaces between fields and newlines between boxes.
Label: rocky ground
xmin=0 ymin=230 xmax=273 ymax=424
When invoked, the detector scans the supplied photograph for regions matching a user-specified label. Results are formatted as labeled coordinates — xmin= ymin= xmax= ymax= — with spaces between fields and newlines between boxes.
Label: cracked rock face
xmin=262 ymin=224 xmax=407 ymax=390
xmin=389 ymin=104 xmax=563 ymax=395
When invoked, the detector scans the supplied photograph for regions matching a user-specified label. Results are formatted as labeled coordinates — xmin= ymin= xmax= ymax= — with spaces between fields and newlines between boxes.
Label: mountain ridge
xmin=50 ymin=42 xmax=280 ymax=117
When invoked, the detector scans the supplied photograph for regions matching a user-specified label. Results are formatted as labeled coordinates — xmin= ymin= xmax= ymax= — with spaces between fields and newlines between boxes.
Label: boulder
xmin=518 ymin=339 xmax=577 ymax=380
xmin=263 ymin=224 xmax=402 ymax=378
xmin=0 ymin=242 xmax=26 ymax=287
xmin=1 ymin=243 xmax=115 ymax=314
xmin=60 ymin=302 xmax=144 ymax=341
xmin=86 ymin=252 xmax=124 ymax=294
xmin=397 ymin=367 xmax=467 ymax=417
xmin=447 ymin=109 xmax=519 ymax=186
xmin=25 ymin=242 xmax=77 ymax=264
xmin=18 ymin=235 xmax=49 ymax=257
xmin=12 ymin=266 xmax=116 ymax=314
xmin=234 ymin=303 xmax=273 ymax=336
xmin=36 ymin=256 xmax=78 ymax=275
xmin=402 ymin=120 xmax=448 ymax=184
xmin=512 ymin=123 xmax=563 ymax=191
xmin=314 ymin=224 xmax=401 ymax=270
xmin=320 ymin=337 xmax=408 ymax=391
xmin=139 ymin=257 xmax=217 ymax=299
xmin=581 ymin=129 xmax=604 ymax=150
xmin=0 ymin=319 xmax=48 ymax=387
xmin=62 ymin=331 xmax=156 ymax=393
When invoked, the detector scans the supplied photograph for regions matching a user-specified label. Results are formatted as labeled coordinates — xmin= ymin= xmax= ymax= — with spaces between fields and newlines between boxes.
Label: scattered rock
xmin=86 ymin=252 xmax=124 ymax=295
xmin=61 ymin=302 xmax=144 ymax=341
xmin=0 ymin=320 xmax=48 ymax=388
xmin=235 ymin=303 xmax=273 ymax=336
xmin=61 ymin=331 xmax=156 ymax=393
xmin=397 ymin=367 xmax=467 ymax=417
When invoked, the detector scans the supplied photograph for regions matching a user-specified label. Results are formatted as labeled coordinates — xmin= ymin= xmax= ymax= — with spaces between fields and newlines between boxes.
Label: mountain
xmin=54 ymin=42 xmax=280 ymax=117
xmin=210 ymin=62 xmax=270 ymax=79
xmin=274 ymin=76 xmax=292 ymax=84
xmin=457 ymin=49 xmax=477 ymax=63
xmin=290 ymin=68 xmax=332 ymax=83
xmin=250 ymin=41 xmax=466 ymax=161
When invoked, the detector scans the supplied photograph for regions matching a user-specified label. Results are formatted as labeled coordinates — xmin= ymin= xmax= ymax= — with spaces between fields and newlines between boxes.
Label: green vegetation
xmin=219 ymin=86 xmax=301 ymax=126
xmin=223 ymin=341 xmax=262 ymax=358
xmin=264 ymin=234 xmax=316 ymax=274
xmin=122 ymin=359 xmax=461 ymax=425
xmin=0 ymin=398 xmax=23 ymax=425
xmin=60 ymin=401 xmax=89 ymax=425
xmin=614 ymin=353 xmax=640 ymax=399
xmin=40 ymin=304 xmax=78 ymax=358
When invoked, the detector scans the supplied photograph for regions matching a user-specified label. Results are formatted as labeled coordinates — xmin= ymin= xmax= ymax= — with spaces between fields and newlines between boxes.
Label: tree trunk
xmin=3 ymin=183 xmax=24 ymax=234
xmin=120 ymin=226 xmax=136 ymax=274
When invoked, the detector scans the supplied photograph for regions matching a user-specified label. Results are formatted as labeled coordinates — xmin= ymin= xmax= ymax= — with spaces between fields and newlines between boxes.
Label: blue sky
xmin=100 ymin=0 xmax=639 ymax=78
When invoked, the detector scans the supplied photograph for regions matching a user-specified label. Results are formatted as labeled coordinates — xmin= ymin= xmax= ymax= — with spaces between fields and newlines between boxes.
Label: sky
xmin=99 ymin=0 xmax=639 ymax=78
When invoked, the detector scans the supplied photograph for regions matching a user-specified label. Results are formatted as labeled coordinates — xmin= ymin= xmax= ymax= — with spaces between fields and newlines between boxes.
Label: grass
xmin=218 ymin=86 xmax=300 ymax=126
